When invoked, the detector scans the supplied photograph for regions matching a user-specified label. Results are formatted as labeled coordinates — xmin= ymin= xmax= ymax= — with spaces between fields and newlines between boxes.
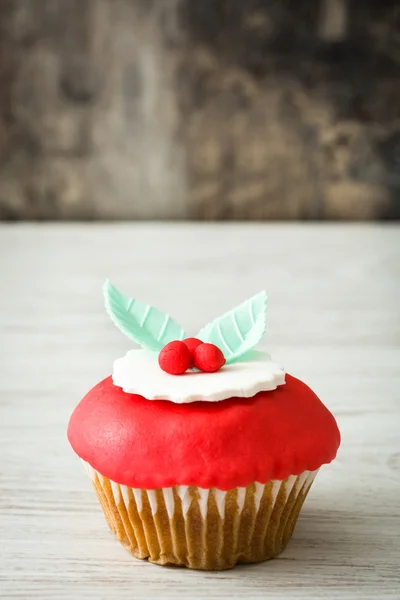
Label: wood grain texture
xmin=1 ymin=223 xmax=400 ymax=599
xmin=1 ymin=1 xmax=400 ymax=220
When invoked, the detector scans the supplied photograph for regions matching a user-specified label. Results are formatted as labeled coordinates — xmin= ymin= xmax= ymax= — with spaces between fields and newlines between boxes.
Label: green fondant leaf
xmin=196 ymin=291 xmax=268 ymax=364
xmin=104 ymin=280 xmax=186 ymax=352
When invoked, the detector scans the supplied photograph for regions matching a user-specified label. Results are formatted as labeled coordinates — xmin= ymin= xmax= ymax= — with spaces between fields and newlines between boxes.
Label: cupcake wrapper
xmin=83 ymin=461 xmax=317 ymax=570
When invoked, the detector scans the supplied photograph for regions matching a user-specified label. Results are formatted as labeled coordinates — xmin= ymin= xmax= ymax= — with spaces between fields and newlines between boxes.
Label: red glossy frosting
xmin=68 ymin=374 xmax=340 ymax=490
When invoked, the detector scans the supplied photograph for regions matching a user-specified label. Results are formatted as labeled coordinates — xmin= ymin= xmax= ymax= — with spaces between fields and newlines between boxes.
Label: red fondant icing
xmin=68 ymin=374 xmax=340 ymax=490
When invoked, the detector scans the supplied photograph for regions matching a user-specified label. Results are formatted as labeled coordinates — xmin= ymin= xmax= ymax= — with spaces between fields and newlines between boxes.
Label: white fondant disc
xmin=112 ymin=349 xmax=285 ymax=404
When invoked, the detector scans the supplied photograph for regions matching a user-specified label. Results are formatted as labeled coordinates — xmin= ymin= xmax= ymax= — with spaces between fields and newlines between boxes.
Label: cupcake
xmin=67 ymin=281 xmax=340 ymax=570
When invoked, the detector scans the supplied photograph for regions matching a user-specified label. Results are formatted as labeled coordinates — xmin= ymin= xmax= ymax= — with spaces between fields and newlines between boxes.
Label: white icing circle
xmin=112 ymin=349 xmax=285 ymax=404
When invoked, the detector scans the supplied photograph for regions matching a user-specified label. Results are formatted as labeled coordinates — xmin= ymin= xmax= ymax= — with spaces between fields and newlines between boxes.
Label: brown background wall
xmin=0 ymin=0 xmax=399 ymax=220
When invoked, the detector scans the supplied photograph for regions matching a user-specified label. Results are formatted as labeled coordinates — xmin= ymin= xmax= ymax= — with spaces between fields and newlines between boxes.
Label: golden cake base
xmin=87 ymin=469 xmax=315 ymax=570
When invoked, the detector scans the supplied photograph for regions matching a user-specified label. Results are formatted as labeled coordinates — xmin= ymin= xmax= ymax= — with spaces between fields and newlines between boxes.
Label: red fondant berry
xmin=158 ymin=341 xmax=190 ymax=375
xmin=183 ymin=337 xmax=203 ymax=366
xmin=193 ymin=343 xmax=226 ymax=373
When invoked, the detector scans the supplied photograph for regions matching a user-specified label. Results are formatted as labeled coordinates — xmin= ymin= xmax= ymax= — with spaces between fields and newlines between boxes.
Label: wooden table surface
xmin=1 ymin=223 xmax=399 ymax=600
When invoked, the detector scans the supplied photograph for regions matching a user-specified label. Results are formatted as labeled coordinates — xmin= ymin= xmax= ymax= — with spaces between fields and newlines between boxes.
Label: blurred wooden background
xmin=0 ymin=0 xmax=399 ymax=221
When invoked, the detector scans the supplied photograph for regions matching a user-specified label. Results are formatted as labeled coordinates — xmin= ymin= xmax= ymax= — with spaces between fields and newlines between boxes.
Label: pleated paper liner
xmin=83 ymin=462 xmax=317 ymax=570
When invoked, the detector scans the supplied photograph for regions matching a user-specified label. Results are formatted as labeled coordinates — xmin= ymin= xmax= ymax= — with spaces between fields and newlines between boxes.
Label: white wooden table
xmin=1 ymin=223 xmax=399 ymax=600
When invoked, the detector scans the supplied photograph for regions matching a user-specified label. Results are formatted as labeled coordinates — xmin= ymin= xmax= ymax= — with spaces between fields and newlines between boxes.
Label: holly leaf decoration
xmin=196 ymin=291 xmax=268 ymax=364
xmin=104 ymin=280 xmax=186 ymax=352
